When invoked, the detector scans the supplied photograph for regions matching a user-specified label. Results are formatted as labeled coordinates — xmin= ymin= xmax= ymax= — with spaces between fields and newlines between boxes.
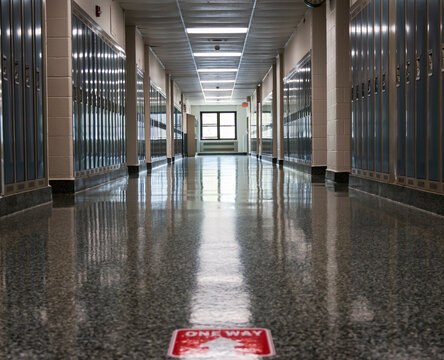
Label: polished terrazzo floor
xmin=0 ymin=156 xmax=443 ymax=359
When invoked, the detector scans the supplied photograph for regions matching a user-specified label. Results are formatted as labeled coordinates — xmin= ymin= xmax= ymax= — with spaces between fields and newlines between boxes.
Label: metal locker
xmin=24 ymin=0 xmax=35 ymax=180
xmin=374 ymin=0 xmax=382 ymax=172
xmin=351 ymin=16 xmax=356 ymax=169
xmin=382 ymin=0 xmax=389 ymax=174
xmin=367 ymin=0 xmax=375 ymax=172
xmin=103 ymin=44 xmax=108 ymax=166
xmin=90 ymin=29 xmax=96 ymax=169
xmin=84 ymin=27 xmax=90 ymax=170
xmin=442 ymin=0 xmax=444 ymax=182
xmin=356 ymin=11 xmax=362 ymax=169
xmin=122 ymin=58 xmax=126 ymax=163
xmin=34 ymin=0 xmax=44 ymax=179
xmin=13 ymin=0 xmax=25 ymax=182
xmin=113 ymin=52 xmax=117 ymax=165
xmin=427 ymin=0 xmax=440 ymax=182
xmin=111 ymin=52 xmax=116 ymax=165
xmin=362 ymin=6 xmax=368 ymax=170
xmin=396 ymin=0 xmax=406 ymax=177
xmin=78 ymin=22 xmax=85 ymax=171
xmin=98 ymin=38 xmax=104 ymax=168
xmin=405 ymin=0 xmax=415 ymax=178
xmin=1 ymin=0 xmax=14 ymax=185
xmin=415 ymin=0 xmax=427 ymax=179
xmin=72 ymin=15 xmax=79 ymax=172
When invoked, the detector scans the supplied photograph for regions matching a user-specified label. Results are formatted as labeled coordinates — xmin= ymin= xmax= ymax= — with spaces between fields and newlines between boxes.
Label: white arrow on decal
xmin=199 ymin=337 xmax=243 ymax=354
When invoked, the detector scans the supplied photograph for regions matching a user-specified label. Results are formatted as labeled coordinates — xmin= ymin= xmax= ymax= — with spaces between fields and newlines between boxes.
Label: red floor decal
xmin=168 ymin=328 xmax=275 ymax=358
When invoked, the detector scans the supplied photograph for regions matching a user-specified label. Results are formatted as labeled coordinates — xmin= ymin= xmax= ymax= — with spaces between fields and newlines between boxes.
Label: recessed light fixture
xmin=193 ymin=52 xmax=242 ymax=57
xmin=187 ymin=27 xmax=248 ymax=34
xmin=198 ymin=69 xmax=238 ymax=73
xmin=200 ymin=80 xmax=236 ymax=84
xmin=205 ymin=96 xmax=232 ymax=99
xmin=203 ymin=89 xmax=233 ymax=92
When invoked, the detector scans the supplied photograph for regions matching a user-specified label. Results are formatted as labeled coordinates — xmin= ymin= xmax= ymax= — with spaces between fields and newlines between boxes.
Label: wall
xmin=173 ymin=82 xmax=182 ymax=108
xmin=73 ymin=0 xmax=125 ymax=49
xmin=135 ymin=29 xmax=145 ymax=72
xmin=149 ymin=49 xmax=166 ymax=93
xmin=189 ymin=105 xmax=248 ymax=152
xmin=262 ymin=67 xmax=273 ymax=100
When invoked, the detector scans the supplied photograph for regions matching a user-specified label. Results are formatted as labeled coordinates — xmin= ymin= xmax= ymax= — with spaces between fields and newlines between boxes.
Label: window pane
xmin=202 ymin=126 xmax=218 ymax=139
xmin=220 ymin=112 xmax=235 ymax=126
xmin=202 ymin=113 xmax=217 ymax=126
xmin=220 ymin=126 xmax=235 ymax=139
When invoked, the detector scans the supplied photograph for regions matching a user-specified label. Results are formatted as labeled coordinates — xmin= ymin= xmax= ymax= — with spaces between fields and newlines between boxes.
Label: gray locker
xmin=362 ymin=6 xmax=368 ymax=170
xmin=442 ymin=0 xmax=444 ymax=182
xmin=427 ymin=0 xmax=440 ymax=182
xmin=351 ymin=16 xmax=356 ymax=169
xmin=415 ymin=0 xmax=427 ymax=179
xmin=405 ymin=0 xmax=415 ymax=178
xmin=34 ymin=0 xmax=44 ymax=179
xmin=374 ymin=0 xmax=382 ymax=172
xmin=381 ymin=0 xmax=389 ymax=174
xmin=72 ymin=15 xmax=79 ymax=172
xmin=356 ymin=11 xmax=362 ymax=169
xmin=396 ymin=0 xmax=406 ymax=177
xmin=367 ymin=0 xmax=374 ymax=171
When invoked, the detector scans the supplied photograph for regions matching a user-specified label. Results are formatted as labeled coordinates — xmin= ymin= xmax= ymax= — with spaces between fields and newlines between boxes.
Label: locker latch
xmin=406 ymin=61 xmax=411 ymax=84
xmin=382 ymin=73 xmax=386 ymax=92
xmin=367 ymin=79 xmax=371 ymax=96
xmin=374 ymin=76 xmax=378 ymax=94
xmin=14 ymin=60 xmax=19 ymax=85
xmin=2 ymin=56 xmax=7 ymax=80
xmin=428 ymin=50 xmax=433 ymax=76
xmin=25 ymin=66 xmax=31 ymax=88
xmin=36 ymin=68 xmax=40 ymax=91
xmin=356 ymin=84 xmax=359 ymax=100
xmin=415 ymin=56 xmax=421 ymax=80
xmin=441 ymin=45 xmax=444 ymax=72
xmin=361 ymin=82 xmax=365 ymax=98
xmin=396 ymin=65 xmax=401 ymax=87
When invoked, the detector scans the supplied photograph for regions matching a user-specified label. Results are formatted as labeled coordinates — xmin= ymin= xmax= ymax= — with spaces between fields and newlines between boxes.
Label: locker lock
xmin=367 ymin=80 xmax=371 ymax=96
xmin=374 ymin=76 xmax=378 ymax=94
xmin=396 ymin=65 xmax=401 ymax=87
xmin=382 ymin=73 xmax=386 ymax=92
xmin=415 ymin=57 xmax=421 ymax=80
xmin=428 ymin=50 xmax=433 ymax=76
xmin=406 ymin=61 xmax=411 ymax=84
xmin=441 ymin=45 xmax=444 ymax=72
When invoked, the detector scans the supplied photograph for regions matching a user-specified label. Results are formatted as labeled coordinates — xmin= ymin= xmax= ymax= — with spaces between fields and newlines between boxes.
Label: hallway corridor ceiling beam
xmin=118 ymin=0 xmax=308 ymax=104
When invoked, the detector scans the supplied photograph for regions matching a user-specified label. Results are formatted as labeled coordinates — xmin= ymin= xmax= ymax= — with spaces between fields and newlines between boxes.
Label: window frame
xmin=200 ymin=111 xmax=237 ymax=140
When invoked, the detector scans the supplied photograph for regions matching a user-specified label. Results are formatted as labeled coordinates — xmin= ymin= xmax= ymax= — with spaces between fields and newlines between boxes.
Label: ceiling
xmin=119 ymin=0 xmax=308 ymax=105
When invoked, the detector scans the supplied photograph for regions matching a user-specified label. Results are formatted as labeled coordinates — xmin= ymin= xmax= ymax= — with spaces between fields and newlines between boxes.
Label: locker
xmin=382 ymin=0 xmax=389 ymax=174
xmin=415 ymin=0 xmax=427 ymax=179
xmin=356 ymin=11 xmax=362 ymax=169
xmin=24 ymin=0 xmax=35 ymax=180
xmin=105 ymin=45 xmax=109 ymax=166
xmin=427 ymin=0 xmax=440 ymax=181
xmin=351 ymin=16 xmax=356 ymax=169
xmin=78 ymin=22 xmax=85 ymax=171
xmin=72 ymin=16 xmax=78 ymax=172
xmin=396 ymin=0 xmax=406 ymax=177
xmin=367 ymin=0 xmax=375 ymax=171
xmin=442 ymin=0 xmax=444 ymax=181
xmin=34 ymin=0 xmax=44 ymax=179
xmin=374 ymin=0 xmax=382 ymax=172
xmin=1 ymin=0 xmax=14 ymax=184
xmin=84 ymin=27 xmax=90 ymax=170
xmin=405 ymin=0 xmax=415 ymax=178
xmin=99 ymin=38 xmax=104 ymax=167
xmin=362 ymin=6 xmax=368 ymax=170
xmin=13 ymin=0 xmax=25 ymax=182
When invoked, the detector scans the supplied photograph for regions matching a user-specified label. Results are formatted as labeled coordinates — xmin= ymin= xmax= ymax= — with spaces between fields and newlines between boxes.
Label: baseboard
xmin=325 ymin=170 xmax=350 ymax=184
xmin=128 ymin=162 xmax=147 ymax=176
xmin=0 ymin=186 xmax=52 ymax=217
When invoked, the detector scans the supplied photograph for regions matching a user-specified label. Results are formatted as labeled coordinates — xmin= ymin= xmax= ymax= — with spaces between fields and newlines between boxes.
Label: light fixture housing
xmin=203 ymin=89 xmax=233 ymax=92
xmin=198 ymin=69 xmax=238 ymax=73
xmin=200 ymin=80 xmax=236 ymax=84
xmin=187 ymin=27 xmax=248 ymax=34
xmin=193 ymin=52 xmax=242 ymax=57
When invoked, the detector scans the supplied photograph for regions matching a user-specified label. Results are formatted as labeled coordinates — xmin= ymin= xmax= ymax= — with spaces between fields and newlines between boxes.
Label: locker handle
xmin=374 ymin=76 xmax=379 ymax=94
xmin=25 ymin=66 xmax=31 ymax=88
xmin=441 ymin=45 xmax=444 ymax=72
xmin=415 ymin=57 xmax=421 ymax=80
xmin=367 ymin=80 xmax=371 ymax=96
xmin=361 ymin=82 xmax=365 ymax=98
xmin=14 ymin=60 xmax=20 ymax=85
xmin=406 ymin=61 xmax=411 ymax=84
xmin=382 ymin=73 xmax=386 ymax=93
xmin=396 ymin=65 xmax=401 ymax=87
xmin=2 ymin=56 xmax=7 ymax=80
xmin=36 ymin=68 xmax=40 ymax=91
xmin=356 ymin=84 xmax=359 ymax=100
xmin=428 ymin=50 xmax=433 ymax=76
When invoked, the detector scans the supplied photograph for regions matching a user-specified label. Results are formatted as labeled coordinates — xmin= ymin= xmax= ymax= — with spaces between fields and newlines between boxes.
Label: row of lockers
xmin=137 ymin=71 xmax=145 ymax=162
xmin=250 ymin=111 xmax=258 ymax=154
xmin=150 ymin=84 xmax=167 ymax=160
xmin=72 ymin=15 xmax=126 ymax=175
xmin=283 ymin=55 xmax=312 ymax=164
xmin=174 ymin=107 xmax=183 ymax=156
xmin=352 ymin=0 xmax=444 ymax=190
xmin=0 ymin=0 xmax=45 ymax=194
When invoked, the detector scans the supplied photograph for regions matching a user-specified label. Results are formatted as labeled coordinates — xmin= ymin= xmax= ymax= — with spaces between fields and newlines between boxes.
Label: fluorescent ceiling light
xmin=198 ymin=69 xmax=238 ymax=73
xmin=205 ymin=96 xmax=232 ymax=99
xmin=203 ymin=89 xmax=233 ymax=92
xmin=187 ymin=27 xmax=248 ymax=34
xmin=201 ymin=80 xmax=236 ymax=84
xmin=194 ymin=52 xmax=241 ymax=57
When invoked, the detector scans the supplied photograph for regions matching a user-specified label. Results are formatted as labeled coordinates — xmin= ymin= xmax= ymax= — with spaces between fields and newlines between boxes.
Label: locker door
xmin=122 ymin=58 xmax=126 ymax=163
xmin=381 ymin=0 xmax=389 ymax=174
xmin=98 ymin=38 xmax=103 ymax=168
xmin=442 ymin=0 xmax=444 ymax=182
xmin=351 ymin=16 xmax=356 ymax=169
xmin=1 ymin=0 xmax=14 ymax=184
xmin=405 ymin=0 xmax=415 ymax=178
xmin=34 ymin=0 xmax=44 ymax=179
xmin=356 ymin=11 xmax=362 ymax=169
xmin=427 ymin=0 xmax=440 ymax=181
xmin=78 ymin=22 xmax=85 ymax=171
xmin=367 ymin=0 xmax=375 ymax=171
xmin=362 ymin=6 xmax=368 ymax=170
xmin=415 ymin=0 xmax=427 ymax=179
xmin=84 ymin=27 xmax=90 ymax=170
xmin=72 ymin=16 xmax=79 ymax=172
xmin=396 ymin=0 xmax=406 ymax=177
xmin=13 ymin=0 xmax=25 ymax=182
xmin=374 ymin=0 xmax=382 ymax=172
xmin=113 ymin=52 xmax=117 ymax=165
xmin=91 ymin=30 xmax=96 ymax=169
xmin=24 ymin=0 xmax=35 ymax=180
